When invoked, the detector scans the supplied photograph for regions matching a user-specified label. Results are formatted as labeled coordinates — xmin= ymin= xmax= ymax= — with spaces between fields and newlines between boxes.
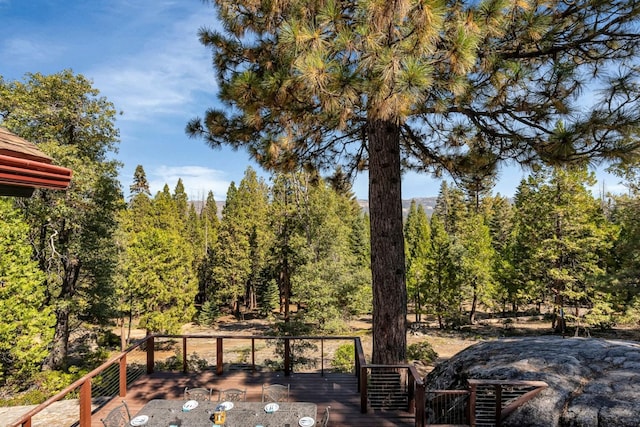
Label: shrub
xmin=97 ymin=329 xmax=121 ymax=348
xmin=621 ymin=296 xmax=640 ymax=325
xmin=0 ymin=369 xmax=85 ymax=406
xmin=331 ymin=343 xmax=355 ymax=373
xmin=443 ymin=313 xmax=467 ymax=330
xmin=197 ymin=301 xmax=220 ymax=326
xmin=584 ymin=301 xmax=616 ymax=331
xmin=407 ymin=341 xmax=438 ymax=364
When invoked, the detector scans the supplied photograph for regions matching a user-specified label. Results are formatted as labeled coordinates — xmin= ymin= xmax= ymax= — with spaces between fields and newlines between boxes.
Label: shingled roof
xmin=0 ymin=127 xmax=73 ymax=197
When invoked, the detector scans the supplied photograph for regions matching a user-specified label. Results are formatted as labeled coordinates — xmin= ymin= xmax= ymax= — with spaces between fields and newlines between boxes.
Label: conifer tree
xmin=130 ymin=165 xmax=151 ymax=199
xmin=213 ymin=168 xmax=270 ymax=316
xmin=191 ymin=0 xmax=640 ymax=363
xmin=404 ymin=201 xmax=431 ymax=323
xmin=173 ymin=178 xmax=189 ymax=220
xmin=483 ymin=195 xmax=516 ymax=313
xmin=609 ymin=193 xmax=640 ymax=323
xmin=236 ymin=168 xmax=270 ymax=310
xmin=457 ymin=140 xmax=498 ymax=213
xmin=426 ymin=214 xmax=457 ymax=329
xmin=202 ymin=191 xmax=220 ymax=252
xmin=214 ymin=182 xmax=249 ymax=315
xmin=269 ymin=171 xmax=371 ymax=332
xmin=268 ymin=172 xmax=306 ymax=322
xmin=0 ymin=70 xmax=122 ymax=369
xmin=0 ymin=199 xmax=54 ymax=382
xmin=513 ymin=166 xmax=615 ymax=331
xmin=450 ymin=214 xmax=496 ymax=323
xmin=434 ymin=182 xmax=468 ymax=235
xmin=196 ymin=191 xmax=220 ymax=308
xmin=118 ymin=175 xmax=197 ymax=335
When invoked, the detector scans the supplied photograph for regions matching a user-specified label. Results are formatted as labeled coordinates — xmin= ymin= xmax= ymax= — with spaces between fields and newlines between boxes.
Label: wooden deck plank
xmin=91 ymin=370 xmax=416 ymax=426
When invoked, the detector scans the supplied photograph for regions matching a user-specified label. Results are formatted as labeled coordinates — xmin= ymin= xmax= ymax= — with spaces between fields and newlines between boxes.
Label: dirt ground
xmin=120 ymin=312 xmax=640 ymax=374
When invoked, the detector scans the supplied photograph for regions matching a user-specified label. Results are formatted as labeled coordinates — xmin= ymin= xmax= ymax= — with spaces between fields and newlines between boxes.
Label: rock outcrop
xmin=424 ymin=336 xmax=640 ymax=427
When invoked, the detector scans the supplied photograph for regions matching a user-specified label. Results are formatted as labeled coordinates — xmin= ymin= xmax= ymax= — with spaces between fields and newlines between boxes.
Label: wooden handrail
xmin=500 ymin=384 xmax=548 ymax=420
xmin=11 ymin=336 xmax=149 ymax=427
xmin=466 ymin=379 xmax=548 ymax=387
xmin=466 ymin=379 xmax=548 ymax=427
xmin=11 ymin=334 xmax=364 ymax=427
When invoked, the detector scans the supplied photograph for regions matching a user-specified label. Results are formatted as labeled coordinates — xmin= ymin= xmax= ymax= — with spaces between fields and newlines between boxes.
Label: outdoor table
xmin=131 ymin=399 xmax=318 ymax=427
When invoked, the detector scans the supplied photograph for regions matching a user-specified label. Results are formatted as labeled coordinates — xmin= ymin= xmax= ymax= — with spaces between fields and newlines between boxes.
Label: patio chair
xmin=320 ymin=405 xmax=331 ymax=427
xmin=184 ymin=386 xmax=212 ymax=401
xmin=261 ymin=383 xmax=290 ymax=402
xmin=218 ymin=388 xmax=247 ymax=401
xmin=100 ymin=400 xmax=131 ymax=427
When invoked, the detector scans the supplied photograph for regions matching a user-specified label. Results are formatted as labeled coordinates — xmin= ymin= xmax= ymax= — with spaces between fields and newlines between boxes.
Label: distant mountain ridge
xmin=357 ymin=197 xmax=437 ymax=218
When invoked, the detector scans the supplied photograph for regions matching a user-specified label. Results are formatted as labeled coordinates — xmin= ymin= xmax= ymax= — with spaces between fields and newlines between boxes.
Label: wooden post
xmin=284 ymin=338 xmax=291 ymax=376
xmin=321 ymin=339 xmax=324 ymax=377
xmin=408 ymin=375 xmax=415 ymax=412
xmin=414 ymin=382 xmax=426 ymax=427
xmin=80 ymin=380 xmax=91 ymax=426
xmin=251 ymin=338 xmax=256 ymax=372
xmin=468 ymin=382 xmax=477 ymax=427
xmin=355 ymin=341 xmax=360 ymax=388
xmin=146 ymin=336 xmax=155 ymax=374
xmin=183 ymin=337 xmax=188 ymax=373
xmin=360 ymin=366 xmax=368 ymax=413
xmin=216 ymin=338 xmax=223 ymax=375
xmin=495 ymin=384 xmax=502 ymax=426
xmin=119 ymin=355 xmax=127 ymax=397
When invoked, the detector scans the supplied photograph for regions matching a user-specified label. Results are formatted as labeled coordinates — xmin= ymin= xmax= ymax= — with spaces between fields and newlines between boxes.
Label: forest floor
xmin=123 ymin=311 xmax=640 ymax=374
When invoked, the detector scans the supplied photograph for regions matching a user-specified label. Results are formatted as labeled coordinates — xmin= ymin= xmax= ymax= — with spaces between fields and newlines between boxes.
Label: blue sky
xmin=0 ymin=0 xmax=624 ymax=201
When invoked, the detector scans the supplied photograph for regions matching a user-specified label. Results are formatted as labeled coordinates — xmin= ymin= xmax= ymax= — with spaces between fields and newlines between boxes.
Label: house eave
xmin=0 ymin=127 xmax=73 ymax=196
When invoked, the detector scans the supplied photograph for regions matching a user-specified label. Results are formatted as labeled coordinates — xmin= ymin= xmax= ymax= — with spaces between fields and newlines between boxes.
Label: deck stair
xmin=474 ymin=385 xmax=497 ymax=426
xmin=367 ymin=370 xmax=409 ymax=410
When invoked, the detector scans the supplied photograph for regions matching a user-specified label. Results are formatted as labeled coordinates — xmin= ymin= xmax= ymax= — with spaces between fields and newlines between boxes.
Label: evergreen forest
xmin=2 ymin=125 xmax=640 ymax=402
xmin=2 ymin=0 xmax=640 ymax=403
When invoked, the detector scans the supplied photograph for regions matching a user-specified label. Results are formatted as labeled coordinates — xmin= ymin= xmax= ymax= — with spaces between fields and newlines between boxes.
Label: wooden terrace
xmin=91 ymin=370 xmax=415 ymax=426
xmin=11 ymin=334 xmax=547 ymax=427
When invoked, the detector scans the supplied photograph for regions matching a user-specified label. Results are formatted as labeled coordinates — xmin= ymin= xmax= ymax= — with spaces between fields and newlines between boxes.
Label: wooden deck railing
xmin=10 ymin=334 xmax=362 ymax=427
xmin=10 ymin=334 xmax=547 ymax=427
xmin=467 ymin=379 xmax=548 ymax=426
xmin=425 ymin=379 xmax=549 ymax=427
xmin=10 ymin=341 xmax=145 ymax=427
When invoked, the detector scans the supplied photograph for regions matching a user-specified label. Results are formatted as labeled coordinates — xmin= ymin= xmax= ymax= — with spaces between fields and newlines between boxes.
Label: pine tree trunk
xmin=553 ymin=291 xmax=566 ymax=333
xmin=368 ymin=118 xmax=407 ymax=364
xmin=469 ymin=281 xmax=478 ymax=324
xmin=43 ymin=307 xmax=70 ymax=370
xmin=43 ymin=256 xmax=79 ymax=370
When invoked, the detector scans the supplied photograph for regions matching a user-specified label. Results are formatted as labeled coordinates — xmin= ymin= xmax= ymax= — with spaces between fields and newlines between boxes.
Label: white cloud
xmin=148 ymin=165 xmax=230 ymax=201
xmin=89 ymin=4 xmax=219 ymax=122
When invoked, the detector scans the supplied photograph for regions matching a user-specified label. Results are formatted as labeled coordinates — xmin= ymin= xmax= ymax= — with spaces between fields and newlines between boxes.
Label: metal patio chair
xmin=184 ymin=386 xmax=212 ymax=401
xmin=100 ymin=400 xmax=131 ymax=427
xmin=261 ymin=383 xmax=290 ymax=402
xmin=218 ymin=388 xmax=247 ymax=401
